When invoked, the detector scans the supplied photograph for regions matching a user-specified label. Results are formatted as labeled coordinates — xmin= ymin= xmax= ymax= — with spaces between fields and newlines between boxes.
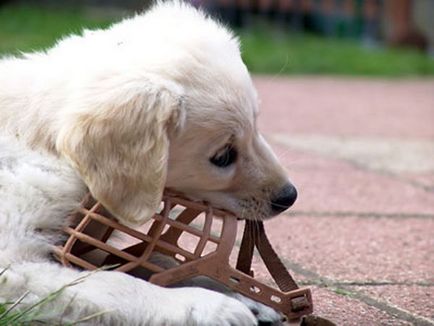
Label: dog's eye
xmin=210 ymin=145 xmax=237 ymax=168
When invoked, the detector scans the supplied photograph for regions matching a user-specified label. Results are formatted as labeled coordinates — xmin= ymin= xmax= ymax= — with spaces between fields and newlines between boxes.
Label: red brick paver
xmin=256 ymin=77 xmax=434 ymax=139
xmin=311 ymin=287 xmax=413 ymax=326
xmin=253 ymin=76 xmax=434 ymax=325
xmin=349 ymin=285 xmax=434 ymax=321
xmin=266 ymin=216 xmax=434 ymax=283
xmin=269 ymin=143 xmax=434 ymax=215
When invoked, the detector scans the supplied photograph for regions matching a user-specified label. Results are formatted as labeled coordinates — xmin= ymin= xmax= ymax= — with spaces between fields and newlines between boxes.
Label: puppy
xmin=0 ymin=2 xmax=296 ymax=325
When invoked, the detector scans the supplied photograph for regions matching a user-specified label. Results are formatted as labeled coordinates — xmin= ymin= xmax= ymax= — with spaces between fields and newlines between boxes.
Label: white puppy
xmin=0 ymin=1 xmax=296 ymax=325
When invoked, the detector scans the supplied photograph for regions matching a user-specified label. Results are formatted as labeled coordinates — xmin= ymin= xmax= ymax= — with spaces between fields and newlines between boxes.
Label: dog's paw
xmin=169 ymin=287 xmax=257 ymax=326
xmin=230 ymin=293 xmax=284 ymax=326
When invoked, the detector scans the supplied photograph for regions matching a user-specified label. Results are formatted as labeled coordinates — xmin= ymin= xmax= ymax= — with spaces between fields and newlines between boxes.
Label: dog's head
xmin=56 ymin=2 xmax=296 ymax=226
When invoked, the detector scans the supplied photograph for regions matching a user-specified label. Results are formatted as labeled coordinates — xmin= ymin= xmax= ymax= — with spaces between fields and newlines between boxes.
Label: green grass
xmin=0 ymin=4 xmax=433 ymax=76
xmin=0 ymin=5 xmax=113 ymax=55
xmin=240 ymin=28 xmax=434 ymax=76
xmin=0 ymin=268 xmax=106 ymax=325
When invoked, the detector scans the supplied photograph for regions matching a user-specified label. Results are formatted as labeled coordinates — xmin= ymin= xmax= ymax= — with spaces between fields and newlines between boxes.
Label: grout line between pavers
xmin=233 ymin=223 xmax=434 ymax=324
xmin=338 ymin=159 xmax=434 ymax=195
xmin=271 ymin=137 xmax=434 ymax=194
xmin=283 ymin=210 xmax=434 ymax=219
xmin=330 ymin=288 xmax=434 ymax=326
xmin=350 ymin=161 xmax=434 ymax=194
xmin=394 ymin=175 xmax=434 ymax=193
xmin=279 ymin=257 xmax=434 ymax=325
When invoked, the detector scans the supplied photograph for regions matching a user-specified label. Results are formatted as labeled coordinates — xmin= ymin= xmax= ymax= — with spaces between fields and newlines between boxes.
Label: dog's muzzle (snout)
xmin=270 ymin=184 xmax=298 ymax=214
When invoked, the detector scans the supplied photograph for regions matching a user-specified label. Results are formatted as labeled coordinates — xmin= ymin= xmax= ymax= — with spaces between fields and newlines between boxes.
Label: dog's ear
xmin=57 ymin=83 xmax=184 ymax=226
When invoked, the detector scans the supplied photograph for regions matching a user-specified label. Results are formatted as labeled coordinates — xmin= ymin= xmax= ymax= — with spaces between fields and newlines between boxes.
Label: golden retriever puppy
xmin=0 ymin=1 xmax=296 ymax=324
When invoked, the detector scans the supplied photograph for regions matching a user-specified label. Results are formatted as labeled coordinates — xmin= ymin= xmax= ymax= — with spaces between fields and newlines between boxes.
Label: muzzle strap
xmin=236 ymin=220 xmax=299 ymax=292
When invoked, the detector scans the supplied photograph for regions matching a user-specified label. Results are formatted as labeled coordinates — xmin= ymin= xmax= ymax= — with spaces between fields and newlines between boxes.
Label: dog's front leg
xmin=174 ymin=275 xmax=283 ymax=326
xmin=0 ymin=261 xmax=256 ymax=325
xmin=147 ymin=253 xmax=283 ymax=325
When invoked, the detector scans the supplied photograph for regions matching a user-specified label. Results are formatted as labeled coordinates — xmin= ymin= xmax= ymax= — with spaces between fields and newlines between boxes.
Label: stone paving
xmin=253 ymin=76 xmax=434 ymax=325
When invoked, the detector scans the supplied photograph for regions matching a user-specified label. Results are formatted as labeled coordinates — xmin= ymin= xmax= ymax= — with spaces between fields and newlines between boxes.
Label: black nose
xmin=270 ymin=184 xmax=297 ymax=214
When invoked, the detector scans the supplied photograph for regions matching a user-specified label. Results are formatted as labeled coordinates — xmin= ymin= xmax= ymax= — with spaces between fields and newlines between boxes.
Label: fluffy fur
xmin=0 ymin=2 xmax=293 ymax=324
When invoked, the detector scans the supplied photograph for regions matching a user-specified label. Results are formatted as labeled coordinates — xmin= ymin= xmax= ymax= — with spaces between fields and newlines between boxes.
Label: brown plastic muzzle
xmin=54 ymin=192 xmax=313 ymax=321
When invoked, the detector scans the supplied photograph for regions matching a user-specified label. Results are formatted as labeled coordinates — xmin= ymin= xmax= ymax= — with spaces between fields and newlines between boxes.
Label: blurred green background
xmin=0 ymin=1 xmax=433 ymax=77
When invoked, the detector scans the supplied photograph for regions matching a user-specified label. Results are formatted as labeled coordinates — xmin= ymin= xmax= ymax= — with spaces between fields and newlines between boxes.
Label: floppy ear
xmin=57 ymin=83 xmax=184 ymax=226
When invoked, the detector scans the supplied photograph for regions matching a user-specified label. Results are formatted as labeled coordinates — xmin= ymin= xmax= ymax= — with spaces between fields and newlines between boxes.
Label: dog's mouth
xmin=164 ymin=188 xmax=238 ymax=215
xmin=166 ymin=187 xmax=297 ymax=221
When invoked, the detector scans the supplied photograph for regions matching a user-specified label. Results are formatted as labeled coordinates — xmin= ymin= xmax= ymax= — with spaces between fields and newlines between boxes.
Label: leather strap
xmin=236 ymin=220 xmax=299 ymax=292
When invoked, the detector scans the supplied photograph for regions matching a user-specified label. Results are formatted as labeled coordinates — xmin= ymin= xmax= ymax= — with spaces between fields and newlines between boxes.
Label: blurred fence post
xmin=412 ymin=0 xmax=434 ymax=54
xmin=383 ymin=0 xmax=427 ymax=50
xmin=290 ymin=0 xmax=303 ymax=31
xmin=362 ymin=0 xmax=381 ymax=44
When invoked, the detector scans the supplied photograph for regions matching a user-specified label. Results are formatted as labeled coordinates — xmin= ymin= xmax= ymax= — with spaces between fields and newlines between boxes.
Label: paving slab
xmin=349 ymin=285 xmax=434 ymax=322
xmin=243 ymin=214 xmax=434 ymax=325
xmin=272 ymin=134 xmax=434 ymax=175
xmin=309 ymin=287 xmax=413 ymax=326
xmin=402 ymin=173 xmax=434 ymax=192
xmin=250 ymin=77 xmax=434 ymax=324
xmin=254 ymin=77 xmax=434 ymax=139
xmin=266 ymin=142 xmax=434 ymax=215
xmin=250 ymin=215 xmax=434 ymax=325
xmin=263 ymin=215 xmax=434 ymax=283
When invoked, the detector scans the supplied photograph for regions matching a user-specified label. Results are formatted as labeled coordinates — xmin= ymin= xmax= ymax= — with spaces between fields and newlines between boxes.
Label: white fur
xmin=0 ymin=1 xmax=287 ymax=324
xmin=0 ymin=136 xmax=260 ymax=325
